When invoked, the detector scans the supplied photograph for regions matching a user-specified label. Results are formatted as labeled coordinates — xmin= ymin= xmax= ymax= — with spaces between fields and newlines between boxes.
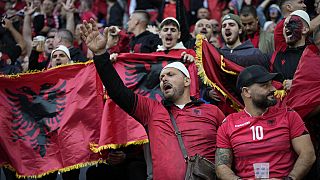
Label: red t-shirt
xmin=133 ymin=95 xmax=225 ymax=180
xmin=217 ymin=106 xmax=307 ymax=179
xmin=274 ymin=19 xmax=287 ymax=52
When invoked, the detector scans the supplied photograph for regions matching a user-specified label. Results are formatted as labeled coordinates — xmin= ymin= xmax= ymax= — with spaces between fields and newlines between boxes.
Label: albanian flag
xmin=0 ymin=62 xmax=104 ymax=178
xmin=286 ymin=45 xmax=320 ymax=118
xmin=90 ymin=52 xmax=199 ymax=152
xmin=195 ymin=36 xmax=244 ymax=114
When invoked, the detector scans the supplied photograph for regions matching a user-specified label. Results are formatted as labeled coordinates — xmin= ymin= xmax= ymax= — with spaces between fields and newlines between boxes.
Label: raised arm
xmin=3 ymin=19 xmax=27 ymax=57
xmin=288 ymin=134 xmax=315 ymax=180
xmin=23 ymin=1 xmax=37 ymax=56
xmin=80 ymin=19 xmax=137 ymax=115
xmin=62 ymin=0 xmax=75 ymax=35
xmin=215 ymin=148 xmax=240 ymax=180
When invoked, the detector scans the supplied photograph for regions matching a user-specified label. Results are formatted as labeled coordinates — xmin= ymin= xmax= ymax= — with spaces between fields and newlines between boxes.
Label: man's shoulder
xmin=223 ymin=111 xmax=247 ymax=123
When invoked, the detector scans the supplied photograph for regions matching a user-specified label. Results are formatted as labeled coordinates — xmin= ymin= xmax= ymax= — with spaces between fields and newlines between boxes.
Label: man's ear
xmin=239 ymin=27 xmax=243 ymax=35
xmin=242 ymin=87 xmax=251 ymax=98
xmin=184 ymin=77 xmax=191 ymax=87
xmin=302 ymin=26 xmax=310 ymax=35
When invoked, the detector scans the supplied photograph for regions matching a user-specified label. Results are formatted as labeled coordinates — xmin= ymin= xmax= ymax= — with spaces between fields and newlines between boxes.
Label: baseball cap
xmin=51 ymin=45 xmax=71 ymax=60
xmin=236 ymin=65 xmax=282 ymax=92
xmin=159 ymin=17 xmax=180 ymax=30
xmin=222 ymin=13 xmax=242 ymax=27
xmin=161 ymin=62 xmax=190 ymax=78
xmin=290 ymin=10 xmax=310 ymax=27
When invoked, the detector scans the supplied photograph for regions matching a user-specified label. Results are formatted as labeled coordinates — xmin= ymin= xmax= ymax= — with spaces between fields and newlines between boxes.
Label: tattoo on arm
xmin=216 ymin=148 xmax=233 ymax=167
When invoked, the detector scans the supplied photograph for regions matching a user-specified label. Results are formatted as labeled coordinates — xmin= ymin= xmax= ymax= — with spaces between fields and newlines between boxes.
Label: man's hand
xmin=107 ymin=151 xmax=126 ymax=165
xmin=110 ymin=53 xmax=119 ymax=63
xmin=80 ymin=19 xmax=108 ymax=55
xmin=24 ymin=1 xmax=37 ymax=16
xmin=2 ymin=19 xmax=14 ymax=31
xmin=106 ymin=26 xmax=120 ymax=49
xmin=283 ymin=79 xmax=293 ymax=91
xmin=181 ymin=51 xmax=195 ymax=62
xmin=61 ymin=0 xmax=75 ymax=13
xmin=208 ymin=89 xmax=221 ymax=102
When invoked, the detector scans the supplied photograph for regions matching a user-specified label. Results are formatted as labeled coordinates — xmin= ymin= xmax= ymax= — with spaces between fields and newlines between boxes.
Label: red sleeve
xmin=217 ymin=118 xmax=232 ymax=148
xmin=132 ymin=94 xmax=160 ymax=126
xmin=274 ymin=19 xmax=287 ymax=52
xmin=287 ymin=110 xmax=308 ymax=139
xmin=214 ymin=106 xmax=226 ymax=127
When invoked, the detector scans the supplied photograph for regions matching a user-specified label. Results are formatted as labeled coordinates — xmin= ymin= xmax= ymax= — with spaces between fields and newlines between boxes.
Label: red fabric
xmin=217 ymin=107 xmax=307 ymax=179
xmin=207 ymin=0 xmax=227 ymax=21
xmin=81 ymin=11 xmax=98 ymax=22
xmin=134 ymin=95 xmax=225 ymax=179
xmin=163 ymin=3 xmax=176 ymax=19
xmin=201 ymin=40 xmax=244 ymax=114
xmin=286 ymin=45 xmax=320 ymax=118
xmin=108 ymin=30 xmax=131 ymax=54
xmin=274 ymin=19 xmax=287 ymax=52
xmin=246 ymin=31 xmax=260 ymax=48
xmin=92 ymin=0 xmax=108 ymax=17
xmin=0 ymin=63 xmax=104 ymax=177
xmin=97 ymin=52 xmax=200 ymax=149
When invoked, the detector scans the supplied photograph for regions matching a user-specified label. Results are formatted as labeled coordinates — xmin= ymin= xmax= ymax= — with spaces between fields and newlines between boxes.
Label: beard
xmin=252 ymin=92 xmax=277 ymax=109
xmin=162 ymin=86 xmax=184 ymax=102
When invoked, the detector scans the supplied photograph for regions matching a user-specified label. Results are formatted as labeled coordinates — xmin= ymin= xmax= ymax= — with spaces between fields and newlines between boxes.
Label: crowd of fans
xmin=1 ymin=0 xmax=320 ymax=179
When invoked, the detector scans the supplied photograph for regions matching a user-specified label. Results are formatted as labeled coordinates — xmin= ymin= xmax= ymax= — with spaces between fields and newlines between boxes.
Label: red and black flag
xmin=0 ymin=62 xmax=104 ymax=178
xmin=195 ymin=37 xmax=244 ymax=114
xmin=90 ymin=52 xmax=200 ymax=152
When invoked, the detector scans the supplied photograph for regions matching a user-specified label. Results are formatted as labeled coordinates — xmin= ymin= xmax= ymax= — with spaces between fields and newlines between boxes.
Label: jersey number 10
xmin=250 ymin=126 xmax=264 ymax=140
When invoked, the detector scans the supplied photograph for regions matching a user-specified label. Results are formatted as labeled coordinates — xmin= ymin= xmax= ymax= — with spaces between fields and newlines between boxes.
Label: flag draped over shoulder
xmin=0 ymin=62 xmax=104 ymax=178
xmin=195 ymin=36 xmax=244 ymax=114
xmin=286 ymin=45 xmax=320 ymax=118
xmin=90 ymin=52 xmax=199 ymax=152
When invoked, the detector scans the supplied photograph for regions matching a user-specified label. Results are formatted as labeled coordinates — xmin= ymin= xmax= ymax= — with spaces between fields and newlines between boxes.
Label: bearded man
xmin=215 ymin=65 xmax=315 ymax=180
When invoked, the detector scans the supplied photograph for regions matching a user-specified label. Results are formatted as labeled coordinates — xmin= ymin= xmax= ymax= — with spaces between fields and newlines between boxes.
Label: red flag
xmin=196 ymin=37 xmax=244 ymax=114
xmin=0 ymin=62 xmax=104 ymax=178
xmin=90 ymin=52 xmax=200 ymax=152
xmin=286 ymin=45 xmax=320 ymax=118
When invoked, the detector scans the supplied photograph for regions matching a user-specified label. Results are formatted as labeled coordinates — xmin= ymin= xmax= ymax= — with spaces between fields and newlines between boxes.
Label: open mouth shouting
xmin=162 ymin=83 xmax=173 ymax=93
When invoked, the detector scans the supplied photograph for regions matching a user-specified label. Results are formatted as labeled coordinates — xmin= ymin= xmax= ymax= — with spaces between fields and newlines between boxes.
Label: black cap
xmin=236 ymin=65 xmax=282 ymax=92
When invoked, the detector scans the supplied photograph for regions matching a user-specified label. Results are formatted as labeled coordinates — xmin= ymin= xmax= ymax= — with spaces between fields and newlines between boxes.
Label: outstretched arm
xmin=80 ymin=19 xmax=137 ymax=115
xmin=215 ymin=148 xmax=240 ymax=180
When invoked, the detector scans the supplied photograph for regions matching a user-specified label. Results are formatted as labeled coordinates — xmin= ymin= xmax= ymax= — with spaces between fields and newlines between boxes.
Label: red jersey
xmin=217 ymin=106 xmax=308 ymax=179
xmin=274 ymin=19 xmax=287 ymax=52
xmin=133 ymin=96 xmax=225 ymax=180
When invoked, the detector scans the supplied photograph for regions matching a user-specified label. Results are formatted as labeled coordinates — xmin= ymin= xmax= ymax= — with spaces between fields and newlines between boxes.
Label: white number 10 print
xmin=250 ymin=126 xmax=264 ymax=140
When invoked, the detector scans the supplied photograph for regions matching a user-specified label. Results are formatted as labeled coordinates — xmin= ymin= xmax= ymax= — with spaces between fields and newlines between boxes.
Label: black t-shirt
xmin=129 ymin=31 xmax=161 ymax=53
xmin=272 ymin=46 xmax=306 ymax=81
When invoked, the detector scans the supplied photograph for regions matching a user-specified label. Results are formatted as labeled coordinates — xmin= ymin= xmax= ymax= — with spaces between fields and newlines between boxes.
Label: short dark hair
xmin=57 ymin=29 xmax=73 ymax=44
xmin=133 ymin=10 xmax=150 ymax=23
xmin=278 ymin=0 xmax=290 ymax=11
xmin=240 ymin=5 xmax=257 ymax=18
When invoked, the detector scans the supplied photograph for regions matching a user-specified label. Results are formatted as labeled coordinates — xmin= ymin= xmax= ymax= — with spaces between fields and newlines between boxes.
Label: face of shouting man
xmin=159 ymin=24 xmax=181 ymax=50
xmin=159 ymin=67 xmax=189 ymax=102
xmin=221 ymin=19 xmax=242 ymax=46
xmin=194 ymin=19 xmax=214 ymax=40
xmin=283 ymin=15 xmax=304 ymax=46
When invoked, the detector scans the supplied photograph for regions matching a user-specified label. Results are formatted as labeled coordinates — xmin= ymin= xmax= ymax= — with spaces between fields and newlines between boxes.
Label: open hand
xmin=80 ymin=19 xmax=108 ymax=55
xmin=24 ymin=1 xmax=37 ymax=16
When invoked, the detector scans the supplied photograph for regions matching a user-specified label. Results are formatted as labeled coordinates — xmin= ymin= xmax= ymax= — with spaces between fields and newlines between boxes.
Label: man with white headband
xmin=270 ymin=10 xmax=311 ymax=91
xmin=80 ymin=19 xmax=225 ymax=179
